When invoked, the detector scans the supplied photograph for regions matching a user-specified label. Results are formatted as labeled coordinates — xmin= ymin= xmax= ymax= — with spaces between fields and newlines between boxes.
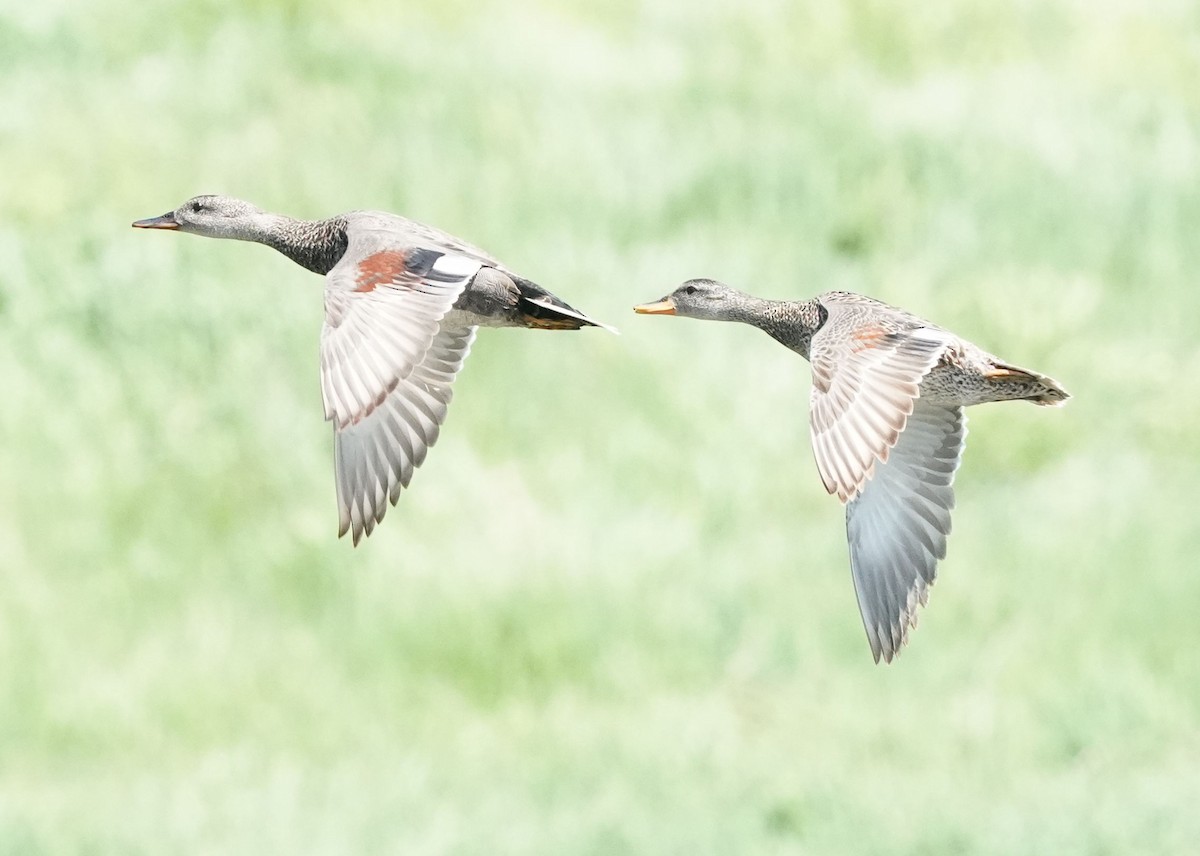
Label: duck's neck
xmin=242 ymin=213 xmax=350 ymax=275
xmin=728 ymin=296 xmax=825 ymax=359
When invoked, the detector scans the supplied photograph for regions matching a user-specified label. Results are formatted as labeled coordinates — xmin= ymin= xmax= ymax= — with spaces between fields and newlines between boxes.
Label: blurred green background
xmin=2 ymin=0 xmax=1198 ymax=852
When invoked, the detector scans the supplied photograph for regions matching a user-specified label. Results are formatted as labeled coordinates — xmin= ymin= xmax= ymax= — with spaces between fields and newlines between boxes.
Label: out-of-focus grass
xmin=1 ymin=0 xmax=1198 ymax=852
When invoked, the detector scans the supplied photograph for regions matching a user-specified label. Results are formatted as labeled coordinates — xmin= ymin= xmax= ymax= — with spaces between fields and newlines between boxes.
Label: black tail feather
xmin=513 ymin=277 xmax=616 ymax=332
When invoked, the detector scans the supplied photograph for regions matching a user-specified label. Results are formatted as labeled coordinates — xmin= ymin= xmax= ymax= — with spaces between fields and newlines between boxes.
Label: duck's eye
xmin=190 ymin=201 xmax=204 ymax=213
xmin=684 ymin=285 xmax=697 ymax=295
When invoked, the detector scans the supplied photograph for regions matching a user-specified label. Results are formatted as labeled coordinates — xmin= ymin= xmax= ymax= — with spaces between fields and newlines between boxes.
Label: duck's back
xmin=815 ymin=290 xmax=941 ymax=336
xmin=342 ymin=210 xmax=502 ymax=268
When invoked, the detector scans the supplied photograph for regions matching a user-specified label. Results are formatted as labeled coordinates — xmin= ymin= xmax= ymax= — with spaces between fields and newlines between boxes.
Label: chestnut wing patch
xmin=849 ymin=323 xmax=892 ymax=351
xmin=352 ymin=248 xmax=477 ymax=294
xmin=322 ymin=245 xmax=482 ymax=429
xmin=320 ymin=238 xmax=485 ymax=542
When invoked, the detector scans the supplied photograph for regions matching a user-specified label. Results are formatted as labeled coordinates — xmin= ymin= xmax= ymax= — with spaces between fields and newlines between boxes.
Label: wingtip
xmin=337 ymin=509 xmax=366 ymax=546
xmin=866 ymin=619 xmax=907 ymax=664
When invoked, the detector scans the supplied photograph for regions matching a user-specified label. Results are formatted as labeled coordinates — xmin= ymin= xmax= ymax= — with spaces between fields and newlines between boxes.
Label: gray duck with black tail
xmin=135 ymin=194 xmax=613 ymax=545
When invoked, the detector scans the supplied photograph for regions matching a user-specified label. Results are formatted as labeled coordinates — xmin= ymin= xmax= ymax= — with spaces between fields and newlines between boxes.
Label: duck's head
xmin=133 ymin=195 xmax=267 ymax=240
xmin=634 ymin=278 xmax=745 ymax=321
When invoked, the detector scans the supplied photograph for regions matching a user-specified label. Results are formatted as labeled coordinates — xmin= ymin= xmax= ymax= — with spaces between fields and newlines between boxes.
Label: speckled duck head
xmin=634 ymin=278 xmax=750 ymax=322
xmin=133 ymin=194 xmax=273 ymax=242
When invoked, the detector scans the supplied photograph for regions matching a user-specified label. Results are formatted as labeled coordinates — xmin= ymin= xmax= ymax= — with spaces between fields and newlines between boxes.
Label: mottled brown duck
xmin=635 ymin=280 xmax=1068 ymax=663
xmin=135 ymin=195 xmax=612 ymax=545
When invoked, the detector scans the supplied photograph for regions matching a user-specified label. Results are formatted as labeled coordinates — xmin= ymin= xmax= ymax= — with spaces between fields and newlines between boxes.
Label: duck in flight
xmin=135 ymin=195 xmax=612 ymax=544
xmin=635 ymin=280 xmax=1068 ymax=663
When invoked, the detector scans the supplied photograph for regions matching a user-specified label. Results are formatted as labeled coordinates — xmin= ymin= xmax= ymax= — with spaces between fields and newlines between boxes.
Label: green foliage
xmin=1 ymin=0 xmax=1197 ymax=852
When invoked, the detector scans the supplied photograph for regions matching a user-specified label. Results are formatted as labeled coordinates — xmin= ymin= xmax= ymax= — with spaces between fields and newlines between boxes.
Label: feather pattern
xmin=846 ymin=401 xmax=966 ymax=663
xmin=331 ymin=323 xmax=476 ymax=543
xmin=809 ymin=314 xmax=953 ymax=502
xmin=321 ymin=243 xmax=482 ymax=429
xmin=632 ymin=280 xmax=1069 ymax=662
xmin=133 ymin=195 xmax=610 ymax=545
xmin=321 ymin=240 xmax=482 ymax=544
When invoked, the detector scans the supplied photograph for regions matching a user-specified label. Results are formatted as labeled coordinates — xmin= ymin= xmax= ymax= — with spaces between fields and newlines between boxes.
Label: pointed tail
xmin=514 ymin=278 xmax=618 ymax=333
xmin=988 ymin=363 xmax=1070 ymax=406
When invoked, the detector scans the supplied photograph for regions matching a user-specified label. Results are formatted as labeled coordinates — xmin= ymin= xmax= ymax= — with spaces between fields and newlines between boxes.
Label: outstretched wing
xmin=808 ymin=313 xmax=952 ymax=502
xmin=322 ymin=239 xmax=483 ymax=543
xmin=845 ymin=401 xmax=966 ymax=663
xmin=330 ymin=322 xmax=476 ymax=544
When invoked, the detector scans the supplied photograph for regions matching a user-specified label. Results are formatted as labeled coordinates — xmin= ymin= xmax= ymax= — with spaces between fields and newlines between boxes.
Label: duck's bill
xmin=633 ymin=297 xmax=676 ymax=315
xmin=132 ymin=212 xmax=180 ymax=230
